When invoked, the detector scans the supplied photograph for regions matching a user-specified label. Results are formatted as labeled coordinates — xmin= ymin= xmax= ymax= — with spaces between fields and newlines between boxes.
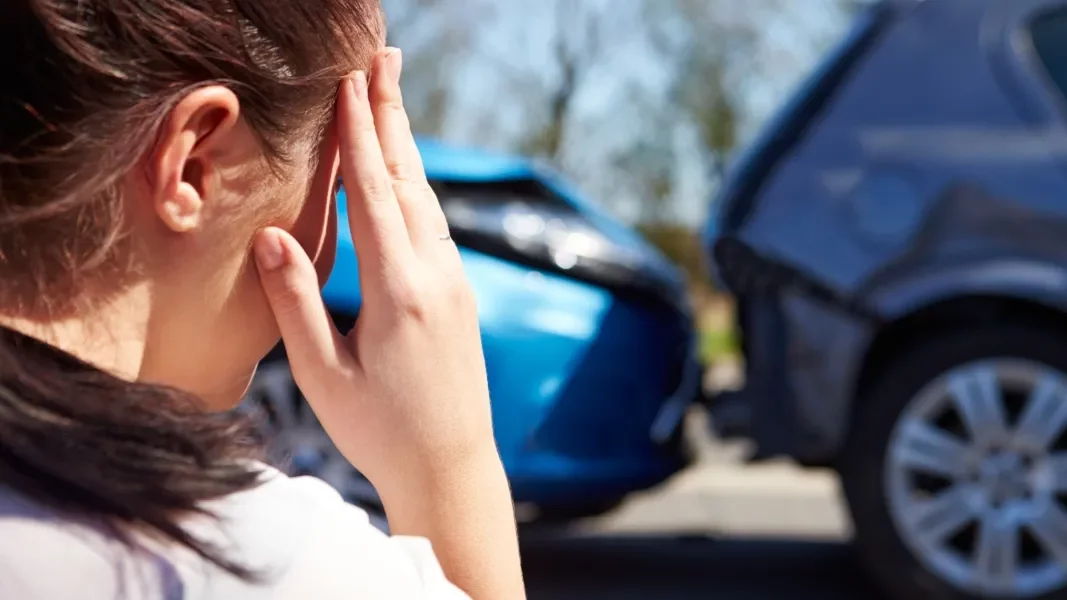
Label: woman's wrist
xmin=376 ymin=445 xmax=524 ymax=599
xmin=373 ymin=440 xmax=508 ymax=516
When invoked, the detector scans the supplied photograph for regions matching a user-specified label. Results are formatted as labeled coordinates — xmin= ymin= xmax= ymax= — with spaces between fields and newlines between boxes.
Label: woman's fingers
xmin=337 ymin=71 xmax=415 ymax=278
xmin=253 ymin=227 xmax=351 ymax=395
xmin=370 ymin=50 xmax=426 ymax=187
xmin=368 ymin=49 xmax=451 ymax=252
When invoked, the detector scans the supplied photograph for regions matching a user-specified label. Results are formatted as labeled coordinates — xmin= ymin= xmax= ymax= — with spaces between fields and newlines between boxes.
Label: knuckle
xmin=270 ymin=276 xmax=312 ymax=315
xmin=434 ymin=269 xmax=475 ymax=307
xmin=394 ymin=290 xmax=427 ymax=321
xmin=379 ymin=100 xmax=414 ymax=136
xmin=386 ymin=275 xmax=428 ymax=320
xmin=384 ymin=158 xmax=412 ymax=181
xmin=380 ymin=97 xmax=406 ymax=117
xmin=358 ymin=178 xmax=391 ymax=204
xmin=391 ymin=178 xmax=434 ymax=199
xmin=356 ymin=117 xmax=378 ymax=137
xmin=353 ymin=127 xmax=378 ymax=147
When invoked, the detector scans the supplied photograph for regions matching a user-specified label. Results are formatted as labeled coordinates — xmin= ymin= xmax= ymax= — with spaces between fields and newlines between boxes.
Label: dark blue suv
xmin=706 ymin=0 xmax=1067 ymax=598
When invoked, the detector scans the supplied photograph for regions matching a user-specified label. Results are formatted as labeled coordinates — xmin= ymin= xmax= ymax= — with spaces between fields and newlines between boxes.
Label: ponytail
xmin=0 ymin=326 xmax=265 ymax=578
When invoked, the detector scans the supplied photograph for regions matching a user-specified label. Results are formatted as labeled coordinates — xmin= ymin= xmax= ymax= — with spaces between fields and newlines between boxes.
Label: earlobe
xmin=149 ymin=86 xmax=241 ymax=234
xmin=161 ymin=180 xmax=205 ymax=233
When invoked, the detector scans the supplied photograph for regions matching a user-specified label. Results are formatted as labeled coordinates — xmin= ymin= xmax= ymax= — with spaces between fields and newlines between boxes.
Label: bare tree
xmin=383 ymin=0 xmax=481 ymax=136
xmin=384 ymin=0 xmax=857 ymax=227
xmin=515 ymin=1 xmax=608 ymax=165
xmin=675 ymin=53 xmax=738 ymax=184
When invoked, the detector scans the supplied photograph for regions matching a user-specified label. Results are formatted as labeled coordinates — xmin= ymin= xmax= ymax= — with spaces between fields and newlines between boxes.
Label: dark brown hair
xmin=0 ymin=0 xmax=381 ymax=578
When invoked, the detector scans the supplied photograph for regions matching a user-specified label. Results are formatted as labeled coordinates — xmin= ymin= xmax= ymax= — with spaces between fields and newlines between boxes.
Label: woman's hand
xmin=253 ymin=49 xmax=492 ymax=495
xmin=253 ymin=48 xmax=524 ymax=599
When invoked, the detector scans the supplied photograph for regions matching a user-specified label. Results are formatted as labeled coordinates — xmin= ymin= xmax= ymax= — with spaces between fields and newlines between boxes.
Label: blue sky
xmin=388 ymin=0 xmax=859 ymax=225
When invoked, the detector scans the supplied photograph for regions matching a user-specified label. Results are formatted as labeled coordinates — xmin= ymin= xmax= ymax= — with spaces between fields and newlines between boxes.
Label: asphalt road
xmin=522 ymin=534 xmax=881 ymax=600
xmin=520 ymin=411 xmax=883 ymax=598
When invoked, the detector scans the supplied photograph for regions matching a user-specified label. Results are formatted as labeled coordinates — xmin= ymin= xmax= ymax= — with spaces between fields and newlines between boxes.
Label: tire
xmin=840 ymin=324 xmax=1067 ymax=600
xmin=243 ymin=359 xmax=388 ymax=533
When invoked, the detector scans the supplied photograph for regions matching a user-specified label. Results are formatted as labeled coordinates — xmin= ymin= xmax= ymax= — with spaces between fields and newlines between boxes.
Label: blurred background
xmin=385 ymin=0 xmax=863 ymax=320
xmin=380 ymin=1 xmax=863 ymax=595
xmin=248 ymin=0 xmax=1067 ymax=598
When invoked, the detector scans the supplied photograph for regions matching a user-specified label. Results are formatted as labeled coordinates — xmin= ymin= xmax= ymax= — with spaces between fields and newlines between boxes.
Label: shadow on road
xmin=522 ymin=533 xmax=884 ymax=599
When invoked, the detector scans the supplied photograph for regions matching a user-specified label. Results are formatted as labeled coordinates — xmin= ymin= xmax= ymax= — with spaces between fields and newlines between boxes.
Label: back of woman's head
xmin=2 ymin=0 xmax=381 ymax=309
xmin=0 ymin=0 xmax=383 ymax=578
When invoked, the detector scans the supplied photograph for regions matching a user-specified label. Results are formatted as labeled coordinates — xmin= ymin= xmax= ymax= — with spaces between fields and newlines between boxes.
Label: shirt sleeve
xmin=265 ymin=474 xmax=472 ymax=600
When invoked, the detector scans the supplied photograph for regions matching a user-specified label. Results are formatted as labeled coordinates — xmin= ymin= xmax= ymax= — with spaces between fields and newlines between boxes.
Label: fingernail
xmin=385 ymin=48 xmax=403 ymax=84
xmin=254 ymin=230 xmax=285 ymax=271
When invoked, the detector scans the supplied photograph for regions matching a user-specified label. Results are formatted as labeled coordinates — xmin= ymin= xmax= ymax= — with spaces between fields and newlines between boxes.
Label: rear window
xmin=1031 ymin=8 xmax=1067 ymax=102
xmin=716 ymin=1 xmax=891 ymax=231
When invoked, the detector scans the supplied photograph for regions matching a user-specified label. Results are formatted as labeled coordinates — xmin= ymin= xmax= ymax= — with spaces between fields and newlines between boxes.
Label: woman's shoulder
xmin=0 ymin=464 xmax=468 ymax=599
xmin=195 ymin=462 xmax=469 ymax=598
xmin=197 ymin=461 xmax=356 ymax=545
xmin=0 ymin=484 xmax=187 ymax=600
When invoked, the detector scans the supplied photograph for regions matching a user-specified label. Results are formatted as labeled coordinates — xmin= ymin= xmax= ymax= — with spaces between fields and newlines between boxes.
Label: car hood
xmin=333 ymin=137 xmax=683 ymax=290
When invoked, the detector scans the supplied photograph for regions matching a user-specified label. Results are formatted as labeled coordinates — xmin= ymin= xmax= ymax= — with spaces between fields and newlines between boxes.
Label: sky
xmin=386 ymin=0 xmax=860 ymax=226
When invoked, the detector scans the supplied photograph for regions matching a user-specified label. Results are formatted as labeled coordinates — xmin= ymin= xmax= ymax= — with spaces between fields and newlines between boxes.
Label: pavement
xmin=588 ymin=411 xmax=850 ymax=540
xmin=521 ymin=410 xmax=883 ymax=599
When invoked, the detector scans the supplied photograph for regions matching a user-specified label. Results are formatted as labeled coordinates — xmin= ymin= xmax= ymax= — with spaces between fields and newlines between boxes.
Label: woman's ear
xmin=149 ymin=86 xmax=241 ymax=233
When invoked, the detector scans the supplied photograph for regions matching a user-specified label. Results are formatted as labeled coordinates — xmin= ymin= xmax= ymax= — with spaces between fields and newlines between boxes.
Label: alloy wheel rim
xmin=243 ymin=364 xmax=382 ymax=508
xmin=886 ymin=358 xmax=1067 ymax=597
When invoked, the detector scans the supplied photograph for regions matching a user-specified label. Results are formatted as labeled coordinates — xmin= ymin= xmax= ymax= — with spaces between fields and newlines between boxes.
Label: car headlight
xmin=435 ymin=180 xmax=686 ymax=313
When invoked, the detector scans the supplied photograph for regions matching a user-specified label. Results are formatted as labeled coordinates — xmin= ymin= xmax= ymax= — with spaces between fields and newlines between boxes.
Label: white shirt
xmin=0 ymin=465 xmax=470 ymax=599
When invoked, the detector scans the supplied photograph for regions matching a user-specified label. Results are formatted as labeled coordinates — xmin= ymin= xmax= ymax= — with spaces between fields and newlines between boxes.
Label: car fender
xmin=792 ymin=258 xmax=1067 ymax=461
xmin=864 ymin=258 xmax=1067 ymax=321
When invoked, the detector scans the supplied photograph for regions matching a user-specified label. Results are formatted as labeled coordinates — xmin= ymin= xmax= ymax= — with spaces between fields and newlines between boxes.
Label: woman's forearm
xmin=378 ymin=448 xmax=526 ymax=599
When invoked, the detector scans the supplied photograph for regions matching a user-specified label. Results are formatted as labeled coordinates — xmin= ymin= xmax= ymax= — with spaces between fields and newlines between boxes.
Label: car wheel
xmin=841 ymin=325 xmax=1067 ymax=600
xmin=243 ymin=360 xmax=389 ymax=534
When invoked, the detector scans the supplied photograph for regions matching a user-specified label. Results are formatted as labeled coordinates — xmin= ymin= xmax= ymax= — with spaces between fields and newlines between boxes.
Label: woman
xmin=0 ymin=1 xmax=525 ymax=598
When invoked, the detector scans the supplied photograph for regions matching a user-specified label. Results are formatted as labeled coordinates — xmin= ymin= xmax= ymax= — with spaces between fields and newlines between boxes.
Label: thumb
xmin=253 ymin=227 xmax=351 ymax=394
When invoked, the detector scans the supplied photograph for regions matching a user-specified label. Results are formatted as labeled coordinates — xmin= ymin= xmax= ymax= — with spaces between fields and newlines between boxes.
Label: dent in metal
xmin=780 ymin=291 xmax=874 ymax=460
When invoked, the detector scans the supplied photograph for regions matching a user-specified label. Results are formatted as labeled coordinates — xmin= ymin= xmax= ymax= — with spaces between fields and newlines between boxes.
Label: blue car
xmin=245 ymin=138 xmax=699 ymax=525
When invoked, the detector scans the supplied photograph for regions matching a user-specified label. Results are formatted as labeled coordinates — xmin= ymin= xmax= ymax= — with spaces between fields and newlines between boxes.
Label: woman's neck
xmin=0 ymin=285 xmax=151 ymax=381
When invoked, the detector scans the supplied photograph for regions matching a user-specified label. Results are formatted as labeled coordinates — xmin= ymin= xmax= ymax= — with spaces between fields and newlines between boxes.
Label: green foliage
xmin=638 ymin=223 xmax=739 ymax=365
xmin=699 ymin=325 xmax=738 ymax=364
